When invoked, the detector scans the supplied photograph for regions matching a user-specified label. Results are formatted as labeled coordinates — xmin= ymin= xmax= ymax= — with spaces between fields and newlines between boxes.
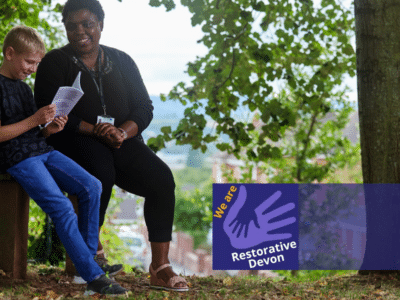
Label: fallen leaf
xmin=373 ymin=290 xmax=387 ymax=296
xmin=304 ymin=288 xmax=318 ymax=294
xmin=58 ymin=279 xmax=70 ymax=285
xmin=223 ymin=277 xmax=232 ymax=286
xmin=47 ymin=290 xmax=58 ymax=299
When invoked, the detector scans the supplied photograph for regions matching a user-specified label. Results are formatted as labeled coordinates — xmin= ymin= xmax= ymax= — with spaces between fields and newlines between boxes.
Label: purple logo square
xmin=212 ymin=184 xmax=299 ymax=270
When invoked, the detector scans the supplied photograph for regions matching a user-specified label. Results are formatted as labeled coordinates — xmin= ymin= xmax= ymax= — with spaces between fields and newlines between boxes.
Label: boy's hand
xmin=42 ymin=116 xmax=68 ymax=137
xmin=34 ymin=104 xmax=56 ymax=125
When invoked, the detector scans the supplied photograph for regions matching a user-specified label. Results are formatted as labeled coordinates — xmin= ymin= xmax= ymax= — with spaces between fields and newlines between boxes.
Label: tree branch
xmin=220 ymin=47 xmax=236 ymax=88
xmin=212 ymin=46 xmax=236 ymax=106
xmin=296 ymin=111 xmax=318 ymax=181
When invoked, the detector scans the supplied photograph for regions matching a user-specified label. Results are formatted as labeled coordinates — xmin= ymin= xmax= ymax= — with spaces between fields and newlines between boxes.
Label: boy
xmin=0 ymin=25 xmax=127 ymax=296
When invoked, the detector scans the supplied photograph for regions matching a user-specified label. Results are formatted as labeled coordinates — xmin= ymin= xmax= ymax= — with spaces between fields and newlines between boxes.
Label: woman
xmin=34 ymin=0 xmax=188 ymax=291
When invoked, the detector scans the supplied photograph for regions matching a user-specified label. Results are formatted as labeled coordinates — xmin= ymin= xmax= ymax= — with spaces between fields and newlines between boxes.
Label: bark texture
xmin=356 ymin=0 xmax=400 ymax=183
xmin=355 ymin=0 xmax=400 ymax=270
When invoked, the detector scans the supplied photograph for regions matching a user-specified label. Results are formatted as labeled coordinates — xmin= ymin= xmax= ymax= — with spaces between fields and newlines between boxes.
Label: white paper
xmin=45 ymin=72 xmax=84 ymax=126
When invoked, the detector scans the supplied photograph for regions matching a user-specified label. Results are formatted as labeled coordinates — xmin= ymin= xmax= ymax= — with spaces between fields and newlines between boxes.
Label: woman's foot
xmin=149 ymin=263 xmax=188 ymax=291
xmin=150 ymin=241 xmax=188 ymax=291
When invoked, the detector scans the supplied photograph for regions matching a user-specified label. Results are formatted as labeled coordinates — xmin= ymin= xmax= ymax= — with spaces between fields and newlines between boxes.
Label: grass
xmin=274 ymin=270 xmax=358 ymax=282
xmin=1 ymin=265 xmax=400 ymax=299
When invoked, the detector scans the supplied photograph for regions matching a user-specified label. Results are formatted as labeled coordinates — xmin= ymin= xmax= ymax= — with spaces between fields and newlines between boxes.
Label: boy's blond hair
xmin=3 ymin=25 xmax=45 ymax=56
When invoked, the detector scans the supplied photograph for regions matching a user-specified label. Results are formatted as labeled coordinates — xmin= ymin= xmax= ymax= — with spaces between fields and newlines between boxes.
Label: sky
xmin=99 ymin=1 xmax=207 ymax=96
xmin=55 ymin=0 xmax=357 ymax=101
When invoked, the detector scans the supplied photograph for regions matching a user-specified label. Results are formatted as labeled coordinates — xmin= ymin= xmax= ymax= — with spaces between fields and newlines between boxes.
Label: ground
xmin=1 ymin=265 xmax=400 ymax=299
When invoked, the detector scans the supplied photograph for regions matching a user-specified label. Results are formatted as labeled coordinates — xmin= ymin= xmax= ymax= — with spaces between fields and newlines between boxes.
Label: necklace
xmin=71 ymin=46 xmax=112 ymax=75
xmin=84 ymin=48 xmax=103 ymax=72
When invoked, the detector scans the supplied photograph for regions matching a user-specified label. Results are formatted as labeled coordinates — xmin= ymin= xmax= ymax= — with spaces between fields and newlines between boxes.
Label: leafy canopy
xmin=147 ymin=0 xmax=356 ymax=165
xmin=0 ymin=0 xmax=66 ymax=87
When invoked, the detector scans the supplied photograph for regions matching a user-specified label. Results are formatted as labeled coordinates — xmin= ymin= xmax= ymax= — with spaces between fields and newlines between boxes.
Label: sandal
xmin=149 ymin=263 xmax=189 ymax=292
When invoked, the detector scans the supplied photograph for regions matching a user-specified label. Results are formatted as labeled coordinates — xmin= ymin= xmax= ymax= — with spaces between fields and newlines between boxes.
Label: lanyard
xmin=75 ymin=47 xmax=107 ymax=116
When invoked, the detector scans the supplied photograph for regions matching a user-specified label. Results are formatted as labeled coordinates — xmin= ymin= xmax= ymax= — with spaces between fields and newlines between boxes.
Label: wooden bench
xmin=0 ymin=174 xmax=77 ymax=279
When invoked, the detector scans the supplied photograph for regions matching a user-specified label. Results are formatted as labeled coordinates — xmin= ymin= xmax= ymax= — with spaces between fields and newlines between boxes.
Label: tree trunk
xmin=248 ymin=270 xmax=259 ymax=276
xmin=355 ymin=0 xmax=400 ymax=270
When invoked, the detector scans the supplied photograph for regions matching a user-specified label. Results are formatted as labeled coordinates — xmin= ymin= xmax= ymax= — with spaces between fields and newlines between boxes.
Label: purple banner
xmin=213 ymin=184 xmax=372 ymax=270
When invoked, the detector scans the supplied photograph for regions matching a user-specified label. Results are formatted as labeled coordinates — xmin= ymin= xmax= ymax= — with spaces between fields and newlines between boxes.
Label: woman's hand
xmin=93 ymin=123 xmax=124 ymax=149
xmin=42 ymin=116 xmax=68 ymax=137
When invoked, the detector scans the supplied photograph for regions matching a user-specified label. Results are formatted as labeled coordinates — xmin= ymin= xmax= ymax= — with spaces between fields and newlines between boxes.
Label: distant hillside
xmin=145 ymin=96 xmax=360 ymax=159
xmin=143 ymin=96 xmax=195 ymax=157
xmin=144 ymin=96 xmax=218 ymax=156
xmin=146 ymin=95 xmax=251 ymax=154
xmin=150 ymin=95 xmax=185 ymax=119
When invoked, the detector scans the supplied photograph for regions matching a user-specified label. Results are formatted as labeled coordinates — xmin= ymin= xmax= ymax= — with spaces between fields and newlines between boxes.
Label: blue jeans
xmin=7 ymin=150 xmax=104 ymax=282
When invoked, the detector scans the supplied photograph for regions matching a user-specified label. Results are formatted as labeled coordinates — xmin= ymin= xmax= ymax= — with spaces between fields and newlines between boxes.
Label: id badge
xmin=97 ymin=115 xmax=115 ymax=125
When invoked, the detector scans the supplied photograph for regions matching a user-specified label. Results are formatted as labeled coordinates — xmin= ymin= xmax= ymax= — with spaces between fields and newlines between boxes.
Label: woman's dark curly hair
xmin=62 ymin=0 xmax=105 ymax=23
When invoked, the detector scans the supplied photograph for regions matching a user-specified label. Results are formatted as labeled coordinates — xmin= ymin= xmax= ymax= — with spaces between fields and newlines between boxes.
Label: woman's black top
xmin=34 ymin=44 xmax=153 ymax=140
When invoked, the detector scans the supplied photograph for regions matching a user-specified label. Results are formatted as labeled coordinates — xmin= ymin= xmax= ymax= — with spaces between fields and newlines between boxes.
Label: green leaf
xmin=276 ymin=29 xmax=285 ymax=38
xmin=161 ymin=126 xmax=172 ymax=135
xmin=342 ymin=44 xmax=354 ymax=56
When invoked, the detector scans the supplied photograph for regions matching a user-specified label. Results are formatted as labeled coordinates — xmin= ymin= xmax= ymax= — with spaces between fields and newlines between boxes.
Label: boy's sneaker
xmin=94 ymin=255 xmax=124 ymax=276
xmin=84 ymin=274 xmax=128 ymax=296
xmin=72 ymin=256 xmax=124 ymax=284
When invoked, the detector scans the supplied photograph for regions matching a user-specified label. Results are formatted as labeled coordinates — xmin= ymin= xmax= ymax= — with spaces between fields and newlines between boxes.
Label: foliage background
xmin=173 ymin=166 xmax=213 ymax=250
